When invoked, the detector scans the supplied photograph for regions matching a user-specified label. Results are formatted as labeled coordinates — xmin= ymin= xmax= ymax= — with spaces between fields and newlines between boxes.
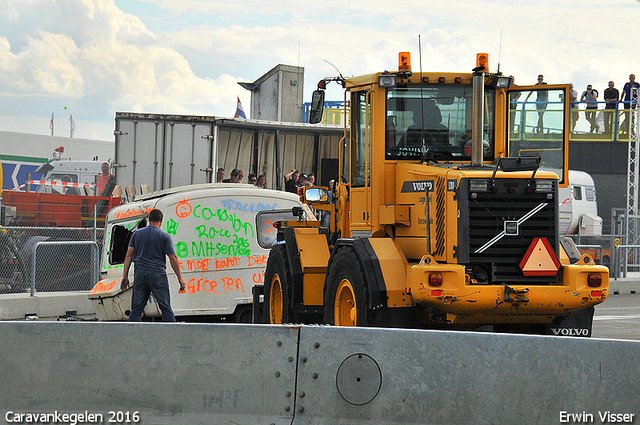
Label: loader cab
xmin=312 ymin=53 xmax=570 ymax=241
xmin=347 ymin=76 xmax=570 ymax=184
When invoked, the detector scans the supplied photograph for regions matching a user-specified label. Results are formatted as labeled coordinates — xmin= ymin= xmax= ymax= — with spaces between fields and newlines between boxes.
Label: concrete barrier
xmin=0 ymin=291 xmax=96 ymax=320
xmin=295 ymin=327 xmax=640 ymax=424
xmin=0 ymin=322 xmax=299 ymax=425
xmin=0 ymin=322 xmax=638 ymax=425
xmin=610 ymin=277 xmax=640 ymax=295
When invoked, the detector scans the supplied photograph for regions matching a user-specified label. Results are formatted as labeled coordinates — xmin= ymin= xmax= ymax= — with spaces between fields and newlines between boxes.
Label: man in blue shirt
xmin=121 ymin=209 xmax=186 ymax=322
xmin=620 ymin=74 xmax=639 ymax=135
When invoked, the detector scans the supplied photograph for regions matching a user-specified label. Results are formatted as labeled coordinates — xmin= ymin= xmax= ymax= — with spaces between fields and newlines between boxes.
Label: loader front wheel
xmin=263 ymin=244 xmax=292 ymax=324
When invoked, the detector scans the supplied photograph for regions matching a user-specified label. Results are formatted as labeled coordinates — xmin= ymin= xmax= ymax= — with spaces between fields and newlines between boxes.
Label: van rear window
xmin=108 ymin=218 xmax=147 ymax=264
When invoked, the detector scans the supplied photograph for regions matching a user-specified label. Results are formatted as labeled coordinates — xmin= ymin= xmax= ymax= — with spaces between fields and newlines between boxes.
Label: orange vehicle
xmin=259 ymin=53 xmax=609 ymax=336
xmin=2 ymin=191 xmax=120 ymax=227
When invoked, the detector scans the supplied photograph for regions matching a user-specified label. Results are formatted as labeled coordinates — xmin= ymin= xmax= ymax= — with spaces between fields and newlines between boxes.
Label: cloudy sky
xmin=0 ymin=0 xmax=639 ymax=141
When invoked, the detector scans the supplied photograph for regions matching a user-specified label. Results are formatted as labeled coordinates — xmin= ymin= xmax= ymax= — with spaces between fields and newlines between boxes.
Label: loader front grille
xmin=458 ymin=178 xmax=559 ymax=284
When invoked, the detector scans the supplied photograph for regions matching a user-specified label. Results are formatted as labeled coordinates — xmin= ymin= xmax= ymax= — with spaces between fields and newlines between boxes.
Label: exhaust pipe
xmin=471 ymin=73 xmax=484 ymax=167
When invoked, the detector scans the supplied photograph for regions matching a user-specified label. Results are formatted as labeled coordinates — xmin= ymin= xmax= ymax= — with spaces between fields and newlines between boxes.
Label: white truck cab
xmin=33 ymin=157 xmax=105 ymax=194
xmin=558 ymin=170 xmax=601 ymax=235
xmin=88 ymin=184 xmax=313 ymax=321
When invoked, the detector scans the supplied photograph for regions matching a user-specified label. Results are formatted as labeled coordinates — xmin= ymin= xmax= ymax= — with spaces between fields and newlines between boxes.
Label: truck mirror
xmin=309 ymin=90 xmax=325 ymax=124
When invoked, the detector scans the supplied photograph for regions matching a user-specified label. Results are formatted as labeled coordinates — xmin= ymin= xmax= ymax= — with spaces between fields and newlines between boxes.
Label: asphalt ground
xmin=592 ymin=292 xmax=640 ymax=341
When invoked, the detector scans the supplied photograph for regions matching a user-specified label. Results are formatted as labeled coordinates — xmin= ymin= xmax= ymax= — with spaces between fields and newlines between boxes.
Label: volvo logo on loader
xmin=550 ymin=327 xmax=590 ymax=337
xmin=401 ymin=180 xmax=434 ymax=193
xmin=504 ymin=220 xmax=519 ymax=236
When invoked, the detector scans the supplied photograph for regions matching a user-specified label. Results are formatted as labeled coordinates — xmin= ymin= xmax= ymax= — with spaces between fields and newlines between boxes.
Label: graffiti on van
xmin=185 ymin=275 xmax=245 ymax=295
xmin=221 ymin=199 xmax=278 ymax=213
xmin=175 ymin=198 xmax=192 ymax=218
xmin=192 ymin=205 xmax=255 ymax=237
xmin=114 ymin=206 xmax=153 ymax=220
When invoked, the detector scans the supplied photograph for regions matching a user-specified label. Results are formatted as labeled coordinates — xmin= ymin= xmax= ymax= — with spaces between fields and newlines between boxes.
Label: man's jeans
xmin=128 ymin=270 xmax=176 ymax=322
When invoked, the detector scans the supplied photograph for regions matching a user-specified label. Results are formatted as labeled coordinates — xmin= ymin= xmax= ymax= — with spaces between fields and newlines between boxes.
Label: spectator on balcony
xmin=569 ymin=84 xmax=579 ymax=132
xmin=603 ymin=81 xmax=619 ymax=134
xmin=307 ymin=173 xmax=316 ymax=186
xmin=581 ymin=84 xmax=599 ymax=133
xmin=620 ymin=74 xmax=639 ymax=135
xmin=525 ymin=75 xmax=548 ymax=134
xmin=248 ymin=173 xmax=258 ymax=186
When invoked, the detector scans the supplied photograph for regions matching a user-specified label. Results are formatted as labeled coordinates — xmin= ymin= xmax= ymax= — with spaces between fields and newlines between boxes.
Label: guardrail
xmin=615 ymin=244 xmax=640 ymax=278
xmin=0 ymin=322 xmax=638 ymax=424
xmin=576 ymin=244 xmax=603 ymax=264
xmin=0 ymin=226 xmax=104 ymax=295
xmin=30 ymin=241 xmax=99 ymax=296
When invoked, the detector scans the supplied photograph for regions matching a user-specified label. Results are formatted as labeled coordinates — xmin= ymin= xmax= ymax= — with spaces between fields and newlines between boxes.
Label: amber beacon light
xmin=476 ymin=53 xmax=489 ymax=71
xmin=399 ymin=52 xmax=412 ymax=73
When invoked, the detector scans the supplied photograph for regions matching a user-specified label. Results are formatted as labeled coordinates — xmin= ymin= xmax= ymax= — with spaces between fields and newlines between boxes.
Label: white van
xmin=88 ymin=184 xmax=313 ymax=321
xmin=558 ymin=170 xmax=601 ymax=235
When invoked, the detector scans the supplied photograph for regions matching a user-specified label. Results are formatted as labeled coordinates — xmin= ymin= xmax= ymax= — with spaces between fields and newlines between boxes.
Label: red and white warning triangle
xmin=519 ymin=238 xmax=561 ymax=276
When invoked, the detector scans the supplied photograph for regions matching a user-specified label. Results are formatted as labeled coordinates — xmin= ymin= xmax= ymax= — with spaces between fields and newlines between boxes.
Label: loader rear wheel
xmin=324 ymin=248 xmax=370 ymax=326
xmin=263 ymin=244 xmax=292 ymax=324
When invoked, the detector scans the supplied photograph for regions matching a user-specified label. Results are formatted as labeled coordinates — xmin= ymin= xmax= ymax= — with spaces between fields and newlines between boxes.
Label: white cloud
xmin=0 ymin=0 xmax=253 ymax=139
xmin=0 ymin=0 xmax=639 ymax=141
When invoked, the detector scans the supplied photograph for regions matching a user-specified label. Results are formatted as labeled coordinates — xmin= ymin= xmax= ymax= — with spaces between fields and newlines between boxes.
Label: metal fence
xmin=0 ymin=226 xmax=104 ymax=295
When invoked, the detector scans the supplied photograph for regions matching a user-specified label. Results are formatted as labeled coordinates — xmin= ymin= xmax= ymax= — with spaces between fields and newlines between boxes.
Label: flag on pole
xmin=50 ymin=113 xmax=54 ymax=136
xmin=234 ymin=96 xmax=246 ymax=119
xmin=69 ymin=115 xmax=75 ymax=138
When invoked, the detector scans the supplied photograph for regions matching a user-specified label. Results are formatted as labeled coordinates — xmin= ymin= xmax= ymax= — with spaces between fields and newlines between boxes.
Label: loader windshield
xmin=507 ymin=87 xmax=566 ymax=180
xmin=385 ymin=84 xmax=495 ymax=160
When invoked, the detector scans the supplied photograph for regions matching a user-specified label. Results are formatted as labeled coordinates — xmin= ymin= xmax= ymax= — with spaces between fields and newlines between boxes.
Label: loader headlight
xmin=469 ymin=179 xmax=490 ymax=192
xmin=378 ymin=73 xmax=397 ymax=88
xmin=534 ymin=179 xmax=554 ymax=193
xmin=491 ymin=75 xmax=512 ymax=89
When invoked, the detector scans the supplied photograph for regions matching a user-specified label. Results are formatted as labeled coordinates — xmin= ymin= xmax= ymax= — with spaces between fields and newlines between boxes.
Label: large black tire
xmin=263 ymin=244 xmax=292 ymax=324
xmin=324 ymin=248 xmax=371 ymax=326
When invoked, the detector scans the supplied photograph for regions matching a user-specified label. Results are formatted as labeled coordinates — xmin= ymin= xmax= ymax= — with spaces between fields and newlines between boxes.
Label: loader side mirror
xmin=304 ymin=187 xmax=329 ymax=203
xmin=309 ymin=90 xmax=325 ymax=124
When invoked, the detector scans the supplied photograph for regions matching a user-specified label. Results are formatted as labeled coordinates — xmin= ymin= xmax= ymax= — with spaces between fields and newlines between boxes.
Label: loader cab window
xmin=507 ymin=87 xmax=566 ymax=182
xmin=385 ymin=84 xmax=495 ymax=161
xmin=351 ymin=91 xmax=370 ymax=187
